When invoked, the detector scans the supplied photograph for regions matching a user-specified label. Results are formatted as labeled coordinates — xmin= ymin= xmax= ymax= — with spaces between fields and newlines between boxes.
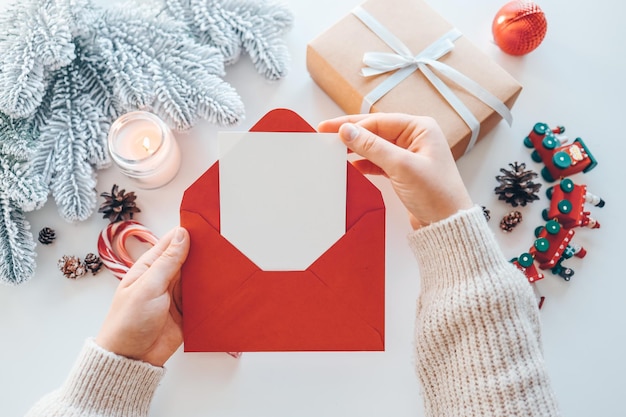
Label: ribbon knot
xmin=362 ymin=52 xmax=418 ymax=77
xmin=361 ymin=39 xmax=456 ymax=77
xmin=352 ymin=6 xmax=513 ymax=155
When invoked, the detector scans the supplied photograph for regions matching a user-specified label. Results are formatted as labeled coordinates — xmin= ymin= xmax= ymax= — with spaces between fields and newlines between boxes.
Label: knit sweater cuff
xmin=407 ymin=206 xmax=561 ymax=416
xmin=57 ymin=338 xmax=165 ymax=416
xmin=407 ymin=205 xmax=511 ymax=290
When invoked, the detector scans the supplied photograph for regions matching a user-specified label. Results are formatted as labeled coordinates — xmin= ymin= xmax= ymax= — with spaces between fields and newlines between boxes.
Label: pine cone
xmin=38 ymin=227 xmax=56 ymax=244
xmin=494 ymin=162 xmax=542 ymax=207
xmin=58 ymin=255 xmax=87 ymax=279
xmin=84 ymin=253 xmax=103 ymax=275
xmin=500 ymin=210 xmax=523 ymax=232
xmin=98 ymin=184 xmax=141 ymax=223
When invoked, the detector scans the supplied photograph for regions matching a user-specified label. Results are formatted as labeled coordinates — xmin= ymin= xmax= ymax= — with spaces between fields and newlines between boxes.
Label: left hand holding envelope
xmin=318 ymin=113 xmax=473 ymax=230
xmin=96 ymin=227 xmax=190 ymax=367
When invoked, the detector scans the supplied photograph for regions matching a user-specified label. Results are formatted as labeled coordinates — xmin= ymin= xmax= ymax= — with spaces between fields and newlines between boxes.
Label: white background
xmin=1 ymin=0 xmax=624 ymax=416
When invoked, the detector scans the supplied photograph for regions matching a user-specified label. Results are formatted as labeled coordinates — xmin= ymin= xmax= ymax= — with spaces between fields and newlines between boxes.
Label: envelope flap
xmin=181 ymin=209 xmax=260 ymax=321
xmin=310 ymin=209 xmax=385 ymax=335
xmin=346 ymin=163 xmax=384 ymax=228
xmin=180 ymin=162 xmax=220 ymax=228
xmin=250 ymin=108 xmax=317 ymax=133
xmin=186 ymin=269 xmax=384 ymax=352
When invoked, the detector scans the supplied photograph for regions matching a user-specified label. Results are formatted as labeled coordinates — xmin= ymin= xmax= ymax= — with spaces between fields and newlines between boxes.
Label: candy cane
xmin=97 ymin=220 xmax=159 ymax=280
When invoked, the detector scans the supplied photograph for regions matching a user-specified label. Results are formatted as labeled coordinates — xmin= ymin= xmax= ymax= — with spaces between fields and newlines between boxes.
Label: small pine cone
xmin=500 ymin=210 xmax=523 ymax=232
xmin=58 ymin=255 xmax=87 ymax=279
xmin=84 ymin=253 xmax=103 ymax=275
xmin=98 ymin=184 xmax=141 ymax=223
xmin=482 ymin=206 xmax=491 ymax=221
xmin=38 ymin=227 xmax=56 ymax=245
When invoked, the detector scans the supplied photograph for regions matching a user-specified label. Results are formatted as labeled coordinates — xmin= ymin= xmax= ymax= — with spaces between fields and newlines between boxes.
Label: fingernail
xmin=342 ymin=123 xmax=359 ymax=142
xmin=173 ymin=227 xmax=186 ymax=244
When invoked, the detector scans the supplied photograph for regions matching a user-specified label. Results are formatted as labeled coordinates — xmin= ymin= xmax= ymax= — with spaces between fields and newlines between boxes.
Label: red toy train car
xmin=523 ymin=123 xmax=597 ymax=182
xmin=513 ymin=220 xmax=587 ymax=282
xmin=542 ymin=178 xmax=604 ymax=229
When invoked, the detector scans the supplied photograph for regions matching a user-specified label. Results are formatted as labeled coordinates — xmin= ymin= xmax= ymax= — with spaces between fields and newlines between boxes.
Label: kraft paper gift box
xmin=306 ymin=0 xmax=523 ymax=160
xmin=180 ymin=109 xmax=386 ymax=352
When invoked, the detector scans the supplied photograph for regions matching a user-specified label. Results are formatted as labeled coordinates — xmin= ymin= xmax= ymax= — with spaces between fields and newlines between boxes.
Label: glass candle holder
xmin=108 ymin=111 xmax=182 ymax=189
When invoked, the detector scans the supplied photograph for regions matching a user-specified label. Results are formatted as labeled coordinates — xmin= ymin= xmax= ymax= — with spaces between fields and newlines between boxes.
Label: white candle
xmin=108 ymin=111 xmax=181 ymax=189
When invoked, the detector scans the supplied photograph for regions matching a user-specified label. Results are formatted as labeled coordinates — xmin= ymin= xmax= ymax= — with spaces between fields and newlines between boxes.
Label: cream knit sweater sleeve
xmin=24 ymin=338 xmax=165 ymax=417
xmin=408 ymin=205 xmax=560 ymax=417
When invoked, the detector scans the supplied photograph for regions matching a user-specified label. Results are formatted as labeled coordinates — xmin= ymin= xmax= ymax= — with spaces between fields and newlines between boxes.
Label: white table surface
xmin=2 ymin=0 xmax=624 ymax=416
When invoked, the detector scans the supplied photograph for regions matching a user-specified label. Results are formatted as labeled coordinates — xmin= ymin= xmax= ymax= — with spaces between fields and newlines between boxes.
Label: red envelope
xmin=180 ymin=109 xmax=385 ymax=352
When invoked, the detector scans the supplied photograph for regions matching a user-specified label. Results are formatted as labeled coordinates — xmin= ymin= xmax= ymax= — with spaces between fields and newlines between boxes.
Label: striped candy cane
xmin=97 ymin=220 xmax=159 ymax=280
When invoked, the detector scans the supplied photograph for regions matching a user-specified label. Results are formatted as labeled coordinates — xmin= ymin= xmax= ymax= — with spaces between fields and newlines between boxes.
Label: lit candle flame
xmin=142 ymin=137 xmax=155 ymax=155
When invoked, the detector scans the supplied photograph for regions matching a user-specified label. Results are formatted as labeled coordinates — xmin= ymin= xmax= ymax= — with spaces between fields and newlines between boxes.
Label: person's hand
xmin=95 ymin=227 xmax=190 ymax=367
xmin=318 ymin=113 xmax=473 ymax=230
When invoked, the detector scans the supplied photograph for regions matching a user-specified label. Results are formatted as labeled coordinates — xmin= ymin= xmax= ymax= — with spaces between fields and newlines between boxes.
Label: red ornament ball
xmin=492 ymin=1 xmax=547 ymax=55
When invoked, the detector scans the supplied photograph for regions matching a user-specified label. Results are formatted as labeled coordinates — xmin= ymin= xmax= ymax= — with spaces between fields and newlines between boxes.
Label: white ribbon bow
xmin=361 ymin=39 xmax=455 ymax=77
xmin=352 ymin=6 xmax=513 ymax=154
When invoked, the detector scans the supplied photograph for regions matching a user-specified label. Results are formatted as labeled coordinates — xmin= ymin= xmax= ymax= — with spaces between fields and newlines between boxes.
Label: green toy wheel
xmin=533 ymin=123 xmax=549 ymax=136
xmin=534 ymin=226 xmax=545 ymax=237
xmin=542 ymin=136 xmax=558 ymax=150
xmin=557 ymin=199 xmax=572 ymax=214
xmin=541 ymin=167 xmax=555 ymax=182
xmin=546 ymin=186 xmax=554 ymax=199
xmin=542 ymin=208 xmax=550 ymax=221
xmin=553 ymin=151 xmax=572 ymax=169
xmin=534 ymin=237 xmax=550 ymax=252
xmin=560 ymin=178 xmax=574 ymax=193
xmin=524 ymin=136 xmax=534 ymax=148
xmin=531 ymin=150 xmax=542 ymax=162
xmin=546 ymin=220 xmax=561 ymax=234
xmin=518 ymin=252 xmax=534 ymax=268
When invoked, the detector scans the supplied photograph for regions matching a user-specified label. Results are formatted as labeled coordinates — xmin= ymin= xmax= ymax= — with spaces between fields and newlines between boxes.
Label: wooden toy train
xmin=512 ymin=123 xmax=604 ymax=284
